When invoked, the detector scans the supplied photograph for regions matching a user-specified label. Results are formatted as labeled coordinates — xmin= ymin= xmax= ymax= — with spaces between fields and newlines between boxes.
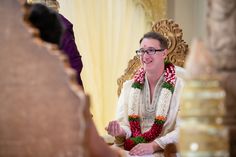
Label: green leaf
xmin=132 ymin=82 xmax=143 ymax=89
xmin=162 ymin=82 xmax=174 ymax=93
xmin=131 ymin=136 xmax=146 ymax=144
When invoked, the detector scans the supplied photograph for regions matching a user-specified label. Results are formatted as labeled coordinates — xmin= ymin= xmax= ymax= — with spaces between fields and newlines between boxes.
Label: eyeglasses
xmin=135 ymin=47 xmax=164 ymax=56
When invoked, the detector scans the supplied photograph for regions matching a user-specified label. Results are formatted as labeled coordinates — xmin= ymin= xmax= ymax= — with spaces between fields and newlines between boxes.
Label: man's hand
xmin=105 ymin=120 xmax=126 ymax=137
xmin=129 ymin=142 xmax=161 ymax=156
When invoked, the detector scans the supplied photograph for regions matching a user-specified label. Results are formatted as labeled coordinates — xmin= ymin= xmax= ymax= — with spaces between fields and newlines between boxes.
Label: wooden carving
xmin=0 ymin=1 xmax=122 ymax=157
xmin=152 ymin=19 xmax=188 ymax=67
xmin=117 ymin=56 xmax=141 ymax=96
xmin=0 ymin=1 xmax=89 ymax=157
xmin=117 ymin=19 xmax=188 ymax=96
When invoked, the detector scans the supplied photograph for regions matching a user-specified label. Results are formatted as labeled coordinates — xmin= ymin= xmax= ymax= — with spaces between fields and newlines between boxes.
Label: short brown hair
xmin=139 ymin=31 xmax=168 ymax=49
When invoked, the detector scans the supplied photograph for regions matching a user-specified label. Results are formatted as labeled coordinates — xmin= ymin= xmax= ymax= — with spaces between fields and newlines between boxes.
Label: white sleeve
xmin=115 ymin=80 xmax=133 ymax=139
xmin=154 ymin=116 xmax=180 ymax=149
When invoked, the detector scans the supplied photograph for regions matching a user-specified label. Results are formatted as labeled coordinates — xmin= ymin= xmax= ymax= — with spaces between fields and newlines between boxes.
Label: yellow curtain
xmin=57 ymin=0 xmax=166 ymax=135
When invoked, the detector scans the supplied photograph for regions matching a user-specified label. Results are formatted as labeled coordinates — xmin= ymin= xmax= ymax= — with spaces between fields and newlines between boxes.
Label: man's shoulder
xmin=175 ymin=66 xmax=186 ymax=79
xmin=123 ymin=79 xmax=134 ymax=88
xmin=174 ymin=66 xmax=186 ymax=92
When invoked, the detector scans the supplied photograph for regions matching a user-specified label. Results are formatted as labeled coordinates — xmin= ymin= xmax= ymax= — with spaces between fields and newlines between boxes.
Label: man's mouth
xmin=143 ymin=60 xmax=152 ymax=64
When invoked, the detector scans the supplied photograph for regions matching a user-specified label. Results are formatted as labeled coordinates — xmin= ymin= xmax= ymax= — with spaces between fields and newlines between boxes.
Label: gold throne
xmin=117 ymin=19 xmax=189 ymax=96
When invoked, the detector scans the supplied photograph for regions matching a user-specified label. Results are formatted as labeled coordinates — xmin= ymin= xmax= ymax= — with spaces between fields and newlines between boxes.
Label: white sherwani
xmin=115 ymin=67 xmax=184 ymax=149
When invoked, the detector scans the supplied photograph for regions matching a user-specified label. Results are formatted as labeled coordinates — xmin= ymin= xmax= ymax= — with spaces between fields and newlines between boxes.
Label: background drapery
xmin=57 ymin=0 xmax=166 ymax=134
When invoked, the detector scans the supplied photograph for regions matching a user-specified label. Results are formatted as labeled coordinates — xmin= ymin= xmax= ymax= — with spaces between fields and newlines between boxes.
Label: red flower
xmin=124 ymin=122 xmax=165 ymax=150
xmin=130 ymin=121 xmax=141 ymax=137
xmin=142 ymin=123 xmax=164 ymax=141
xmin=124 ymin=139 xmax=136 ymax=151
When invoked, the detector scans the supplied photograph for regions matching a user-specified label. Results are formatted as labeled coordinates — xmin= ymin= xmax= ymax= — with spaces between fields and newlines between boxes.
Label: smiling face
xmin=139 ymin=38 xmax=167 ymax=74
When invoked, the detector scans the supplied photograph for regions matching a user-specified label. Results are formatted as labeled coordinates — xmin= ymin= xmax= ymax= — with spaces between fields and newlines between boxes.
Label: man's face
xmin=139 ymin=38 xmax=167 ymax=73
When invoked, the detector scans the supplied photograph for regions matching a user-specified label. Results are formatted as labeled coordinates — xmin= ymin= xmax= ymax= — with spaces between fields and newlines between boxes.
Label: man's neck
xmin=146 ymin=72 xmax=162 ymax=86
xmin=146 ymin=66 xmax=164 ymax=86
xmin=146 ymin=69 xmax=164 ymax=103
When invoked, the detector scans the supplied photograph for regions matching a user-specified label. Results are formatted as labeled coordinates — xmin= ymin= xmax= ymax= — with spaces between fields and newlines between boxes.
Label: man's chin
xmin=143 ymin=67 xmax=154 ymax=73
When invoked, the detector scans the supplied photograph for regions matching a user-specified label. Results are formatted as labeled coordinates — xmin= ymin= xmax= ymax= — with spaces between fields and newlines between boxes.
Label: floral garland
xmin=123 ymin=61 xmax=176 ymax=151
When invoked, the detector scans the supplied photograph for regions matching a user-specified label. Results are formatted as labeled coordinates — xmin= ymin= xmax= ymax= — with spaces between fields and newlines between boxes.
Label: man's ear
xmin=162 ymin=49 xmax=168 ymax=58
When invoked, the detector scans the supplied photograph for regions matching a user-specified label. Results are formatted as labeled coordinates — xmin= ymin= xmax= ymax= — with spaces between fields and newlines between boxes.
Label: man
xmin=106 ymin=32 xmax=184 ymax=156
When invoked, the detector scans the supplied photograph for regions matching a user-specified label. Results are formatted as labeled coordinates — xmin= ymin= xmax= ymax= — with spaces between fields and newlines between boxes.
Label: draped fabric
xmin=57 ymin=0 xmax=166 ymax=134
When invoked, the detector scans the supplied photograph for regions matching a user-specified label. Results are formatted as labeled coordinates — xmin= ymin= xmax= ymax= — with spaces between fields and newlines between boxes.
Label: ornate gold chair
xmin=117 ymin=19 xmax=188 ymax=96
